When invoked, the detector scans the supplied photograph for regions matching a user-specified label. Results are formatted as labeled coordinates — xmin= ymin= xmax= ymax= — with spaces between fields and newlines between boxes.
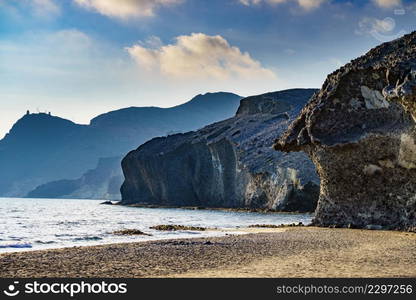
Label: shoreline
xmin=120 ymin=202 xmax=315 ymax=214
xmin=0 ymin=226 xmax=291 ymax=255
xmin=1 ymin=227 xmax=415 ymax=278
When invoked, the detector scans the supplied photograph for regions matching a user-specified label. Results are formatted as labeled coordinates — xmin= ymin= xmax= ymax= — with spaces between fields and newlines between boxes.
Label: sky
xmin=1 ymin=0 xmax=416 ymax=138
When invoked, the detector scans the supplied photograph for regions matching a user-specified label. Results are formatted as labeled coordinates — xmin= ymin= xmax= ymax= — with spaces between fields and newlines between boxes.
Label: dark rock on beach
xmin=112 ymin=229 xmax=151 ymax=236
xmin=248 ymin=222 xmax=304 ymax=228
xmin=100 ymin=201 xmax=114 ymax=205
xmin=121 ymin=89 xmax=319 ymax=212
xmin=150 ymin=225 xmax=208 ymax=231
xmin=275 ymin=32 xmax=416 ymax=231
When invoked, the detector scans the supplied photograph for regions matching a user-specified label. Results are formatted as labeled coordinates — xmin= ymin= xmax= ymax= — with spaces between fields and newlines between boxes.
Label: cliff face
xmin=121 ymin=89 xmax=319 ymax=212
xmin=275 ymin=32 xmax=416 ymax=231
xmin=26 ymin=157 xmax=123 ymax=200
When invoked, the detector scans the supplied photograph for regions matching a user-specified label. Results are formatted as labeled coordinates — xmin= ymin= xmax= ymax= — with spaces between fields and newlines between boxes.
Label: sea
xmin=0 ymin=198 xmax=313 ymax=253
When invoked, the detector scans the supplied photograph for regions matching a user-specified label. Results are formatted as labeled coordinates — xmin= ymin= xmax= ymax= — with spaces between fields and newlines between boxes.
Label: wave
xmin=34 ymin=240 xmax=55 ymax=245
xmin=73 ymin=236 xmax=102 ymax=241
xmin=56 ymin=221 xmax=82 ymax=226
xmin=0 ymin=242 xmax=32 ymax=249
xmin=55 ymin=234 xmax=75 ymax=237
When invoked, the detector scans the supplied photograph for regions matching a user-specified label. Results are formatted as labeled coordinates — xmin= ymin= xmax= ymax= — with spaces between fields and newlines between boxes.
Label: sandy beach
xmin=0 ymin=227 xmax=415 ymax=278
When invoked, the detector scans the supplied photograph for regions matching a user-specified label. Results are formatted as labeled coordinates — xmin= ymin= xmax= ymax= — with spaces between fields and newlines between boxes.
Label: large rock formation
xmin=275 ymin=32 xmax=416 ymax=231
xmin=121 ymin=89 xmax=319 ymax=212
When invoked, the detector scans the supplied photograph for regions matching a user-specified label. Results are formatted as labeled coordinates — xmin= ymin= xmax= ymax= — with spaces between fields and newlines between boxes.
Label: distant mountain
xmin=27 ymin=156 xmax=123 ymax=200
xmin=0 ymin=92 xmax=242 ymax=197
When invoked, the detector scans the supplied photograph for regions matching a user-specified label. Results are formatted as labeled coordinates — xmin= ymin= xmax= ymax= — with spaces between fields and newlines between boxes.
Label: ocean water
xmin=0 ymin=198 xmax=313 ymax=253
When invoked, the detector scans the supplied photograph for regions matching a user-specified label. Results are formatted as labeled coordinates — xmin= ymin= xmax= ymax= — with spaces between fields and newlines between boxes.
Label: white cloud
xmin=239 ymin=0 xmax=263 ymax=5
xmin=5 ymin=0 xmax=183 ymax=19
xmin=73 ymin=0 xmax=183 ymax=19
xmin=239 ymin=0 xmax=328 ymax=11
xmin=357 ymin=17 xmax=396 ymax=35
xmin=126 ymin=33 xmax=276 ymax=80
xmin=296 ymin=0 xmax=327 ymax=10
xmin=372 ymin=0 xmax=402 ymax=8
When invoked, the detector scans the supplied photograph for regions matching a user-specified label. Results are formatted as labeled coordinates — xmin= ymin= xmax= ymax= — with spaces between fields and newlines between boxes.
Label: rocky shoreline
xmin=122 ymin=202 xmax=315 ymax=214
xmin=0 ymin=227 xmax=414 ymax=278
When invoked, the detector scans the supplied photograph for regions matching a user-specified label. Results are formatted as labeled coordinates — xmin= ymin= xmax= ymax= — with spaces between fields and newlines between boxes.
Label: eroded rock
xmin=275 ymin=32 xmax=416 ymax=231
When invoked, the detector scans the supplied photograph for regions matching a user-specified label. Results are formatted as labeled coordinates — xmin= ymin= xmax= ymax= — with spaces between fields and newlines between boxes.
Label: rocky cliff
xmin=275 ymin=32 xmax=416 ymax=231
xmin=121 ymin=89 xmax=319 ymax=212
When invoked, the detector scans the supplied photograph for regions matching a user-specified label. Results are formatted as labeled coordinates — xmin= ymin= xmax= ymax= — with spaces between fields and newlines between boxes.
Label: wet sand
xmin=0 ymin=227 xmax=415 ymax=278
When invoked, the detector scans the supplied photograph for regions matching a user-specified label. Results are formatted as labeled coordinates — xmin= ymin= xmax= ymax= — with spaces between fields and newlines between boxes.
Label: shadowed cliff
xmin=121 ymin=89 xmax=319 ymax=212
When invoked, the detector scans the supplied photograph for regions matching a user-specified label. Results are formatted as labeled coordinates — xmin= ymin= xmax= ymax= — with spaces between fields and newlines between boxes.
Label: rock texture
xmin=275 ymin=32 xmax=416 ymax=231
xmin=121 ymin=89 xmax=319 ymax=212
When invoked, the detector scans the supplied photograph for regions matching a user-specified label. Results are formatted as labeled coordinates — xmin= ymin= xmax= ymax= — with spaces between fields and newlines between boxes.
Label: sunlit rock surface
xmin=275 ymin=32 xmax=416 ymax=231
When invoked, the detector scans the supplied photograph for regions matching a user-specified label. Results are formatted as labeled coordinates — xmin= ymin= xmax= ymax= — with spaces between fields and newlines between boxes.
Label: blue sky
xmin=1 ymin=0 xmax=415 ymax=137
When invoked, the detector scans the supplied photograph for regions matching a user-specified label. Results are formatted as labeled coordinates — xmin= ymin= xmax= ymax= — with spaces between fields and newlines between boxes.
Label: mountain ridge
xmin=0 ymin=92 xmax=242 ymax=197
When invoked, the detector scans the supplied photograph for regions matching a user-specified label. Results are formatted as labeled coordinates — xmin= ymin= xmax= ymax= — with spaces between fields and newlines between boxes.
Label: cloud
xmin=356 ymin=17 xmax=395 ymax=34
xmin=126 ymin=33 xmax=276 ymax=80
xmin=239 ymin=0 xmax=328 ymax=11
xmin=356 ymin=16 xmax=406 ymax=42
xmin=296 ymin=0 xmax=327 ymax=10
xmin=372 ymin=0 xmax=402 ymax=9
xmin=73 ymin=0 xmax=183 ymax=19
xmin=358 ymin=17 xmax=402 ymax=35
xmin=239 ymin=0 xmax=263 ymax=5
xmin=31 ymin=0 xmax=60 ymax=16
xmin=0 ymin=0 xmax=61 ymax=17
xmin=4 ymin=0 xmax=183 ymax=19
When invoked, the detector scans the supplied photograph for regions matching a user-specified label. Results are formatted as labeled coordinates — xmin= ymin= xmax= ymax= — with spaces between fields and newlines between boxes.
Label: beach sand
xmin=0 ymin=227 xmax=415 ymax=278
